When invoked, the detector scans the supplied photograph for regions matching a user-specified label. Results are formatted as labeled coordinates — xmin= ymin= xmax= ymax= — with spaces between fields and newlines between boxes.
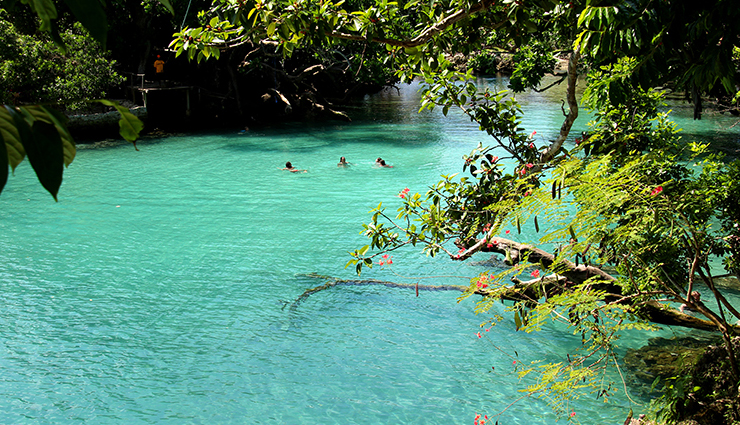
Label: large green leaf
xmin=25 ymin=121 xmax=64 ymax=201
xmin=29 ymin=106 xmax=76 ymax=167
xmin=62 ymin=0 xmax=108 ymax=49
xmin=0 ymin=106 xmax=27 ymax=171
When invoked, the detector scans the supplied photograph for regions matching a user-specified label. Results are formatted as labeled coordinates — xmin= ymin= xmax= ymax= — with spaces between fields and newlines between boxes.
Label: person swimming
xmin=338 ymin=157 xmax=350 ymax=167
xmin=281 ymin=161 xmax=307 ymax=173
xmin=379 ymin=159 xmax=393 ymax=168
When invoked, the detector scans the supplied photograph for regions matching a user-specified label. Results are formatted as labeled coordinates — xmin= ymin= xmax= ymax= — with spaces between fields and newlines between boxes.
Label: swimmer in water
xmin=281 ymin=161 xmax=307 ymax=173
xmin=338 ymin=157 xmax=350 ymax=167
xmin=379 ymin=159 xmax=393 ymax=168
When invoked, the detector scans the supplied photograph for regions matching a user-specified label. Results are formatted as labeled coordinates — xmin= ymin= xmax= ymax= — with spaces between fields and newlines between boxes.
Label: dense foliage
xmin=0 ymin=16 xmax=123 ymax=110
xmin=174 ymin=0 xmax=740 ymax=421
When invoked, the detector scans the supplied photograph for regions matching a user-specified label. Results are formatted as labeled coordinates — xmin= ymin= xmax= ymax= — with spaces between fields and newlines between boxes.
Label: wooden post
xmin=186 ymin=88 xmax=191 ymax=117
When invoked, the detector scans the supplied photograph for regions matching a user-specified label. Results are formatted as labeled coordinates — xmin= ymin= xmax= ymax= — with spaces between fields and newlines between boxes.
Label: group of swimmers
xmin=281 ymin=157 xmax=393 ymax=173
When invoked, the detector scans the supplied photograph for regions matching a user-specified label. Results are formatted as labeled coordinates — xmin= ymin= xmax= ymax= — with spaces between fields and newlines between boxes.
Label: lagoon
xmin=0 ymin=78 xmax=737 ymax=424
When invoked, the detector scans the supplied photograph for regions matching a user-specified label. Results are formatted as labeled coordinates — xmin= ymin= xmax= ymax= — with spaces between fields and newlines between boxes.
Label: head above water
xmin=285 ymin=161 xmax=293 ymax=169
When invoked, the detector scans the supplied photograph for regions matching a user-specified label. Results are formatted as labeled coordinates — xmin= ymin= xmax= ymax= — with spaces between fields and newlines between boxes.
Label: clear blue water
xmin=1 ymin=78 xmax=737 ymax=424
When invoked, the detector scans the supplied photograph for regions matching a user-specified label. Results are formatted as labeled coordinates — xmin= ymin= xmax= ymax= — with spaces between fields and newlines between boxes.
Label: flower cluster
xmin=650 ymin=185 xmax=663 ymax=196
xmin=378 ymin=254 xmax=393 ymax=266
xmin=398 ymin=187 xmax=410 ymax=198
xmin=518 ymin=163 xmax=535 ymax=176
xmin=531 ymin=269 xmax=540 ymax=278
xmin=476 ymin=274 xmax=493 ymax=289
xmin=474 ymin=413 xmax=488 ymax=425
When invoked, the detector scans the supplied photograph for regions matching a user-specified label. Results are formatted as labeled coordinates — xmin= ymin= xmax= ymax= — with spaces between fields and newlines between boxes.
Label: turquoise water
xmin=1 ymin=79 xmax=737 ymax=424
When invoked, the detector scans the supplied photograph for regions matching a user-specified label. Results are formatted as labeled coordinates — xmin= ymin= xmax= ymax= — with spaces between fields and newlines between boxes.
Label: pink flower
xmin=486 ymin=243 xmax=493 ymax=248
xmin=651 ymin=186 xmax=663 ymax=196
xmin=398 ymin=188 xmax=410 ymax=198
xmin=531 ymin=130 xmax=537 ymax=136
xmin=379 ymin=260 xmax=384 ymax=266
xmin=513 ymin=360 xmax=516 ymax=365
xmin=477 ymin=332 xmax=482 ymax=338
xmin=524 ymin=190 xmax=531 ymax=196
xmin=526 ymin=163 xmax=534 ymax=169
xmin=519 ymin=168 xmax=527 ymax=176
xmin=570 ymin=412 xmax=576 ymax=417
xmin=529 ymin=142 xmax=534 ymax=149
xmin=531 ymin=269 xmax=540 ymax=278
xmin=505 ymin=230 xmax=510 ymax=234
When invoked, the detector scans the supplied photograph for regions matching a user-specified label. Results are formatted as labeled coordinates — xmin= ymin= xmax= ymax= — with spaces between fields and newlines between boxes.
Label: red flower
xmin=477 ymin=332 xmax=482 ymax=338
xmin=505 ymin=230 xmax=510 ymax=234
xmin=651 ymin=186 xmax=663 ymax=196
xmin=486 ymin=243 xmax=493 ymax=248
xmin=526 ymin=163 xmax=534 ymax=169
xmin=531 ymin=269 xmax=540 ymax=278
xmin=529 ymin=142 xmax=535 ymax=149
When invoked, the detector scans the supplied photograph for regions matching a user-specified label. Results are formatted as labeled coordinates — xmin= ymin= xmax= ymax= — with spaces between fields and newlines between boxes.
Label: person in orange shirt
xmin=153 ymin=55 xmax=165 ymax=86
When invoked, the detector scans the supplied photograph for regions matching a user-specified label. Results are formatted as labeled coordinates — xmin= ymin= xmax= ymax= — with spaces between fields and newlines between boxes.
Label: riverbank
xmin=66 ymin=101 xmax=147 ymax=142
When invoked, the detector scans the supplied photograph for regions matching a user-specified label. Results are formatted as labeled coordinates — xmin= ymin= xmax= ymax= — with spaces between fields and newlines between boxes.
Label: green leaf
xmin=0 ymin=106 xmax=27 ymax=171
xmin=97 ymin=100 xmax=144 ymax=146
xmin=29 ymin=0 xmax=58 ymax=31
xmin=534 ymin=215 xmax=539 ymax=233
xmin=61 ymin=0 xmax=108 ymax=49
xmin=25 ymin=106 xmax=75 ymax=167
xmin=156 ymin=0 xmax=175 ymax=14
xmin=25 ymin=121 xmax=64 ymax=201
xmin=514 ymin=310 xmax=522 ymax=331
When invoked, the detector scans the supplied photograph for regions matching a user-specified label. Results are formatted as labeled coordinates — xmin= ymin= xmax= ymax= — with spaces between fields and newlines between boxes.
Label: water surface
xmin=1 ymin=78 xmax=737 ymax=424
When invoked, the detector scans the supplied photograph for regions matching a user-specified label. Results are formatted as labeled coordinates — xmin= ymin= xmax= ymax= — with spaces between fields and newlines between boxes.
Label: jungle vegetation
xmin=2 ymin=0 xmax=740 ymax=422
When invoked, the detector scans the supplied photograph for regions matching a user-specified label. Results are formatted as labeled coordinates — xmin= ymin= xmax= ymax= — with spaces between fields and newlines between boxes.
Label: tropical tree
xmin=177 ymin=0 xmax=740 ymax=420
